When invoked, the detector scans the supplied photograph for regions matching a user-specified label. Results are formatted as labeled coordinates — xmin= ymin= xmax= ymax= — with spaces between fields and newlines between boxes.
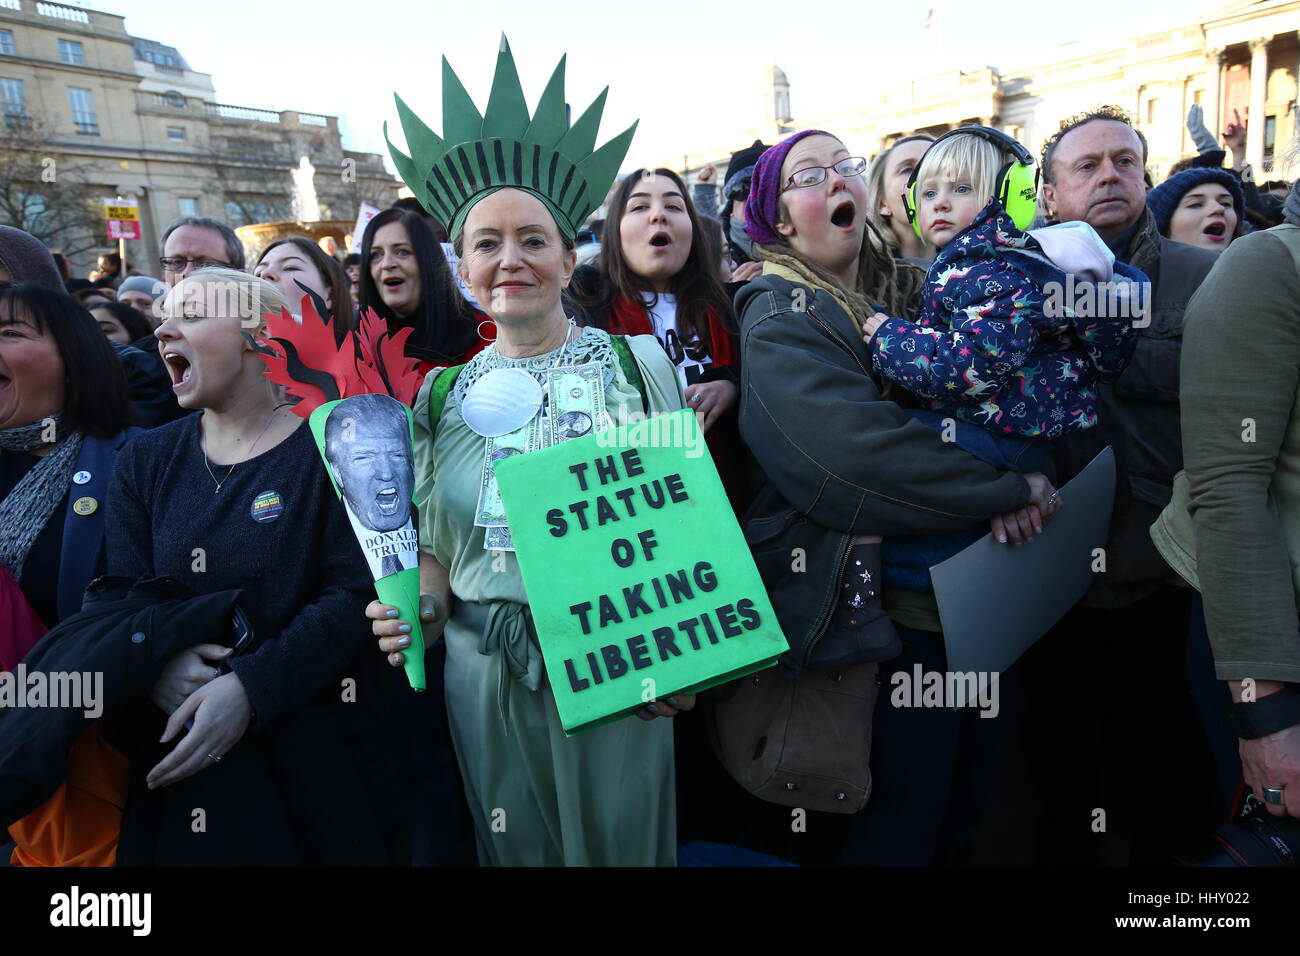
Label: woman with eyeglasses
xmin=733 ymin=129 xmax=1057 ymax=865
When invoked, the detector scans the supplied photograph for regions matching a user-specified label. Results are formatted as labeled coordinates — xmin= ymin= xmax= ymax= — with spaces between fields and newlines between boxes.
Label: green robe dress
xmin=412 ymin=328 xmax=687 ymax=866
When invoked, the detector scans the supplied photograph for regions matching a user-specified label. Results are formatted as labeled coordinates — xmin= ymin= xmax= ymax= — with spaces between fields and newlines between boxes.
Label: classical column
xmin=1247 ymin=37 xmax=1270 ymax=171
xmin=1204 ymin=46 xmax=1225 ymax=141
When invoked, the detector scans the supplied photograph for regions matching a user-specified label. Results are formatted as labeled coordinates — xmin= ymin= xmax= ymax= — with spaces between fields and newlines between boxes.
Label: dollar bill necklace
xmin=466 ymin=320 xmax=612 ymax=551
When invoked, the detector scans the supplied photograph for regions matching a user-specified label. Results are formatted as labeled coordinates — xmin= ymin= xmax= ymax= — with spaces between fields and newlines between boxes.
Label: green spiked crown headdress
xmin=385 ymin=36 xmax=637 ymax=241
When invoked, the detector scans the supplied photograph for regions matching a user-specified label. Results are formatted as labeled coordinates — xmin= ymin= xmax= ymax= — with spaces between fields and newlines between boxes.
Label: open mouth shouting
xmin=375 ymin=485 xmax=400 ymax=516
xmin=1202 ymin=220 xmax=1228 ymax=242
xmin=830 ymin=199 xmax=856 ymax=229
xmin=648 ymin=230 xmax=673 ymax=250
xmin=162 ymin=349 xmax=192 ymax=393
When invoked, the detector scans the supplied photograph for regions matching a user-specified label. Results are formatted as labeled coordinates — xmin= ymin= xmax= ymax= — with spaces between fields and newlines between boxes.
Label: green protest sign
xmin=495 ymin=409 xmax=788 ymax=734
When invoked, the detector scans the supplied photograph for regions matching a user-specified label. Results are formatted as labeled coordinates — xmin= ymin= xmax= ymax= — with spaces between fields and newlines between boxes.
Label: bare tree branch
xmin=0 ymin=112 xmax=104 ymax=261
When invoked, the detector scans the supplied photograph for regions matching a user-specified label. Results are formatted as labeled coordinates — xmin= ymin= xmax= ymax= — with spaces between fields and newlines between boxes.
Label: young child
xmin=864 ymin=129 xmax=1145 ymax=472
xmin=829 ymin=130 xmax=1144 ymax=646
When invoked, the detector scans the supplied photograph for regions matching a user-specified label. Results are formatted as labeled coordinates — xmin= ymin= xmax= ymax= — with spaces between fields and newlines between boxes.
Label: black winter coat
xmin=0 ymin=576 xmax=404 ymax=866
xmin=1055 ymin=208 xmax=1218 ymax=608
xmin=0 ymin=577 xmax=243 ymax=827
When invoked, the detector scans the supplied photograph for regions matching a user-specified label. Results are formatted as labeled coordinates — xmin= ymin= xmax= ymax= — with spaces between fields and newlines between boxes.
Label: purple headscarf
xmin=743 ymin=129 xmax=833 ymax=245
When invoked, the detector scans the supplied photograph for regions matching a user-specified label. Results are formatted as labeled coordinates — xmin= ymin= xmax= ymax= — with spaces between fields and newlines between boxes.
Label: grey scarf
xmin=728 ymin=216 xmax=757 ymax=261
xmin=0 ymin=415 xmax=84 ymax=581
xmin=1285 ymin=181 xmax=1300 ymax=227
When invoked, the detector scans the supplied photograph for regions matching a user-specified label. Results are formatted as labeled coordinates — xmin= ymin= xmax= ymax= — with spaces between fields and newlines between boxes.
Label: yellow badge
xmin=72 ymin=496 xmax=98 ymax=516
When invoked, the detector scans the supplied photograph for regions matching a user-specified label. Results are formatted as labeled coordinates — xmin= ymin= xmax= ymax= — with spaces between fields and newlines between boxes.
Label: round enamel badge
xmin=250 ymin=490 xmax=284 ymax=523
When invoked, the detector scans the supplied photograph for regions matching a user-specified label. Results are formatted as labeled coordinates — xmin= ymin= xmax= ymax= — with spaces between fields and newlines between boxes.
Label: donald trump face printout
xmin=323 ymin=394 xmax=418 ymax=579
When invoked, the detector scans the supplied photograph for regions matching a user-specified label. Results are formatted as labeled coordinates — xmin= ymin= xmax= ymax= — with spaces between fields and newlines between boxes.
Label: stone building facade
xmin=666 ymin=0 xmax=1300 ymax=193
xmin=0 ymin=0 xmax=400 ymax=273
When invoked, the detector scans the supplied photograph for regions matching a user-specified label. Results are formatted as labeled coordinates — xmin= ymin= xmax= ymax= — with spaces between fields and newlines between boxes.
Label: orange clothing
xmin=9 ymin=723 xmax=127 ymax=867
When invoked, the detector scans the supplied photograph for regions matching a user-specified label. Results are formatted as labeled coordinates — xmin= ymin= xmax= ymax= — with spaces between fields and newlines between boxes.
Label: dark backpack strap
xmin=427 ymin=364 xmax=464 ymax=436
xmin=609 ymin=335 xmax=649 ymax=413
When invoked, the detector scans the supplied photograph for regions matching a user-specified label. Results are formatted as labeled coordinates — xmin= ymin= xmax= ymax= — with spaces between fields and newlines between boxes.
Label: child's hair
xmin=912 ymin=132 xmax=1018 ymax=213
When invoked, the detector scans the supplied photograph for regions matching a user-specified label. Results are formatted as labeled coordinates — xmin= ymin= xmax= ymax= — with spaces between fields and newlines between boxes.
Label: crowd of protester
xmin=1 ymin=98 xmax=1298 ymax=868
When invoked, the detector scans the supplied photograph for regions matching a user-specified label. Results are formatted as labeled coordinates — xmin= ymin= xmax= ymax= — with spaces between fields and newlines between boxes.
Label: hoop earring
xmin=476 ymin=319 xmax=497 ymax=343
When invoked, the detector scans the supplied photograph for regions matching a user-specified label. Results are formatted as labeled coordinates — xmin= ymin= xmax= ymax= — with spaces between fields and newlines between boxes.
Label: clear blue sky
xmin=106 ymin=0 xmax=1209 ymax=171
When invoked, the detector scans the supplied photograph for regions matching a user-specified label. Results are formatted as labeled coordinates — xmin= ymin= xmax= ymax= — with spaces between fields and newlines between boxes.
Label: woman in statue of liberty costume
xmin=366 ymin=37 xmax=690 ymax=866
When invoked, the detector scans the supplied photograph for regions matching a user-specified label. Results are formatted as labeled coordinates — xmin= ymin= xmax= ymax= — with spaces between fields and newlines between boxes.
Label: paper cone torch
xmin=308 ymin=395 xmax=425 ymax=690
xmin=259 ymin=294 xmax=430 ymax=690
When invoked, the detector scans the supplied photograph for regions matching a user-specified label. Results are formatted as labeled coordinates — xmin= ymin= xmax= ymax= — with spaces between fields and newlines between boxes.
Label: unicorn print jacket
xmin=869 ymin=198 xmax=1144 ymax=440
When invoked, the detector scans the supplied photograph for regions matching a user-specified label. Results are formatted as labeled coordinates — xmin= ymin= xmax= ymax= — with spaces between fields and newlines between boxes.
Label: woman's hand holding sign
xmin=636 ymin=693 xmax=696 ymax=721
xmin=990 ymin=472 xmax=1061 ymax=546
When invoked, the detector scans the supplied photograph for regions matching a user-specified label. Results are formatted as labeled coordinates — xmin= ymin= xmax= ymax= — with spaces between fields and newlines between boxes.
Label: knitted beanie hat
xmin=744 ymin=129 xmax=833 ymax=245
xmin=0 ymin=226 xmax=62 ymax=291
xmin=1146 ymin=168 xmax=1245 ymax=236
xmin=723 ymin=139 xmax=769 ymax=200
xmin=117 ymin=275 xmax=166 ymax=299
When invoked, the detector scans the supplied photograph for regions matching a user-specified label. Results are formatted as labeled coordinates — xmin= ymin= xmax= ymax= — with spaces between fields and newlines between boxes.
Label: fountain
xmin=235 ymin=154 xmax=353 ymax=258
xmin=290 ymin=156 xmax=321 ymax=223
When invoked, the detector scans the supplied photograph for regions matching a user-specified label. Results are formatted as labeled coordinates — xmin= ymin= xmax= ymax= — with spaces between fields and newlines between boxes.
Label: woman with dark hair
xmin=342 ymin=252 xmax=361 ymax=307
xmin=254 ymin=236 xmax=355 ymax=344
xmin=570 ymin=168 xmax=744 ymax=505
xmin=734 ymin=130 xmax=1057 ymax=865
xmin=0 ymin=284 xmax=137 ymax=629
xmin=358 ymin=207 xmax=488 ymax=372
xmin=90 ymin=300 xmax=154 ymax=347
xmin=572 ymin=169 xmax=739 ymax=411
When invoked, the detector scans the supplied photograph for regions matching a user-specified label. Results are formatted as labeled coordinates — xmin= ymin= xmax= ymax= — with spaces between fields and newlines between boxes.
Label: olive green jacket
xmin=1151 ymin=223 xmax=1300 ymax=682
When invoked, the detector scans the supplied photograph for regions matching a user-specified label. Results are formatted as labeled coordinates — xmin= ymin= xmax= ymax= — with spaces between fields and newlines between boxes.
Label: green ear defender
xmin=901 ymin=126 xmax=1040 ymax=238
